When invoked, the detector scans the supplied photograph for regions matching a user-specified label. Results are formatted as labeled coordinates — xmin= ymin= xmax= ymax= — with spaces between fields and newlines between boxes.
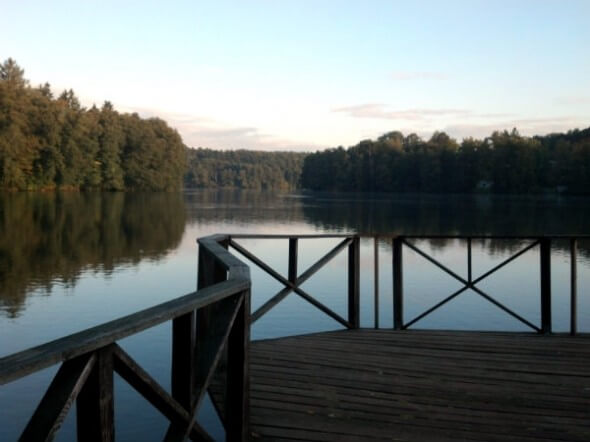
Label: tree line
xmin=301 ymin=128 xmax=590 ymax=194
xmin=184 ymin=148 xmax=306 ymax=190
xmin=3 ymin=58 xmax=589 ymax=194
xmin=0 ymin=58 xmax=186 ymax=191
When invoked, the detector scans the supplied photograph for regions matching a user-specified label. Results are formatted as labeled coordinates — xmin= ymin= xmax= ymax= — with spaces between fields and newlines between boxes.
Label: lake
xmin=1 ymin=190 xmax=589 ymax=441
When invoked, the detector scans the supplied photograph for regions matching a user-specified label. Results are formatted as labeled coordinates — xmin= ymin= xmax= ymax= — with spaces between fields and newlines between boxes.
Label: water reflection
xmin=301 ymin=192 xmax=590 ymax=236
xmin=0 ymin=192 xmax=185 ymax=317
xmin=0 ymin=190 xmax=588 ymax=318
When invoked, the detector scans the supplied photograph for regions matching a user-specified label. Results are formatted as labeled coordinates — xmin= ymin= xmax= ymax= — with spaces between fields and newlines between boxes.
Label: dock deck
xmin=247 ymin=329 xmax=590 ymax=441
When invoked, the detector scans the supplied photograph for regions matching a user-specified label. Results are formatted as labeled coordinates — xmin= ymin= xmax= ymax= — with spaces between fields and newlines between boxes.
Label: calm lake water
xmin=1 ymin=190 xmax=589 ymax=440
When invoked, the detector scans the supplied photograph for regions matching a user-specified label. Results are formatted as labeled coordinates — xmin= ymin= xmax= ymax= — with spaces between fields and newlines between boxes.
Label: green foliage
xmin=184 ymin=148 xmax=306 ymax=191
xmin=0 ymin=59 xmax=186 ymax=191
xmin=301 ymin=128 xmax=590 ymax=195
xmin=0 ymin=192 xmax=186 ymax=317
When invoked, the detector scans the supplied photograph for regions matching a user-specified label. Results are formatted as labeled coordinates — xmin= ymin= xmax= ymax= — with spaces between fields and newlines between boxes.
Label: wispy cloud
xmin=333 ymin=103 xmax=471 ymax=121
xmin=121 ymin=106 xmax=320 ymax=151
xmin=390 ymin=71 xmax=449 ymax=81
xmin=554 ymin=96 xmax=590 ymax=106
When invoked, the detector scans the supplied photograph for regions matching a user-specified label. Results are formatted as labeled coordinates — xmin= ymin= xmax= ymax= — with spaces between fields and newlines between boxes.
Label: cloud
xmin=554 ymin=96 xmax=590 ymax=106
xmin=109 ymin=105 xmax=321 ymax=151
xmin=183 ymin=123 xmax=315 ymax=151
xmin=333 ymin=103 xmax=472 ymax=121
xmin=390 ymin=71 xmax=449 ymax=81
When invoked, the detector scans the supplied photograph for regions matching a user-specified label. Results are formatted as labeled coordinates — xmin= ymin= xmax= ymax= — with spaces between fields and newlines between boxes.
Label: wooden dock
xmin=247 ymin=329 xmax=590 ymax=442
xmin=3 ymin=234 xmax=589 ymax=441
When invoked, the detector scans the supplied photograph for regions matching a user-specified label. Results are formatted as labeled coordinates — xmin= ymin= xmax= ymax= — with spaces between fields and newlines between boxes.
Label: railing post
xmin=288 ymin=238 xmax=298 ymax=284
xmin=225 ymin=289 xmax=250 ymax=441
xmin=374 ymin=236 xmax=380 ymax=329
xmin=570 ymin=238 xmax=577 ymax=336
xmin=76 ymin=346 xmax=114 ymax=442
xmin=348 ymin=236 xmax=360 ymax=329
xmin=393 ymin=237 xmax=404 ymax=330
xmin=171 ymin=311 xmax=195 ymax=411
xmin=540 ymin=238 xmax=552 ymax=334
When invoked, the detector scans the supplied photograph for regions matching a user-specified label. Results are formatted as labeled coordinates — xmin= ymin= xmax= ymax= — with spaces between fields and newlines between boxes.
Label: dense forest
xmin=184 ymin=148 xmax=305 ymax=190
xmin=3 ymin=58 xmax=590 ymax=194
xmin=301 ymin=129 xmax=590 ymax=194
xmin=0 ymin=58 xmax=186 ymax=191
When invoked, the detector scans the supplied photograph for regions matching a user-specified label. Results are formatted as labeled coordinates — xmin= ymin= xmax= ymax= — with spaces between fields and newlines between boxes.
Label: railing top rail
xmin=198 ymin=234 xmax=250 ymax=280
xmin=227 ymin=234 xmax=356 ymax=239
xmin=222 ymin=233 xmax=589 ymax=240
xmin=0 ymin=278 xmax=249 ymax=385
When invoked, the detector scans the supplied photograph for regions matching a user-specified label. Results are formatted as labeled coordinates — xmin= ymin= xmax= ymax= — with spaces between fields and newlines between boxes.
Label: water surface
xmin=1 ymin=190 xmax=588 ymax=440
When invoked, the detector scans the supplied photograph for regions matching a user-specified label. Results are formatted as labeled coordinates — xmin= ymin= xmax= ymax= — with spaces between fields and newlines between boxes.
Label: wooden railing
xmin=0 ymin=234 xmax=250 ymax=442
xmin=227 ymin=234 xmax=360 ymax=329
xmin=0 ymin=233 xmax=586 ymax=441
xmin=385 ymin=235 xmax=584 ymax=335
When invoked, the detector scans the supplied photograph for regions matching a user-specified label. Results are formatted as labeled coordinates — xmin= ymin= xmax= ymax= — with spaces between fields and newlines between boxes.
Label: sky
xmin=3 ymin=0 xmax=590 ymax=151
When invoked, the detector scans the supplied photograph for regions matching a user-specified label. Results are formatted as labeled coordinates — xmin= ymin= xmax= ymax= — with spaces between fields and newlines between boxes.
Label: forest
xmin=184 ymin=148 xmax=305 ymax=190
xmin=2 ymin=58 xmax=589 ymax=194
xmin=301 ymin=128 xmax=590 ymax=194
xmin=0 ymin=58 xmax=186 ymax=191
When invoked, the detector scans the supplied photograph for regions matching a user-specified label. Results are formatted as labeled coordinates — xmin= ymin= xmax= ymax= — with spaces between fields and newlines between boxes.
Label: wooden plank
xmin=19 ymin=353 xmax=96 ymax=442
xmin=288 ymin=238 xmax=298 ymax=283
xmin=112 ymin=345 xmax=212 ymax=442
xmin=171 ymin=311 xmax=195 ymax=410
xmin=193 ymin=294 xmax=244 ymax=409
xmin=373 ymin=236 xmax=379 ymax=329
xmin=248 ymin=330 xmax=590 ymax=442
xmin=540 ymin=238 xmax=552 ymax=334
xmin=570 ymin=238 xmax=577 ymax=336
xmin=242 ymin=237 xmax=352 ymax=323
xmin=225 ymin=289 xmax=250 ymax=441
xmin=0 ymin=278 xmax=248 ymax=385
xmin=76 ymin=346 xmax=114 ymax=442
xmin=348 ymin=236 xmax=360 ymax=329
xmin=231 ymin=238 xmax=351 ymax=327
xmin=393 ymin=237 xmax=403 ymax=330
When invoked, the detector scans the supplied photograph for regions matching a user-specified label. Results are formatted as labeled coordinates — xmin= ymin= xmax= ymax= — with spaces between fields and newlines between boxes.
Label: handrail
xmin=219 ymin=233 xmax=584 ymax=335
xmin=0 ymin=232 xmax=585 ymax=441
xmin=225 ymin=234 xmax=360 ymax=328
xmin=0 ymin=279 xmax=247 ymax=385
xmin=0 ymin=233 xmax=252 ymax=441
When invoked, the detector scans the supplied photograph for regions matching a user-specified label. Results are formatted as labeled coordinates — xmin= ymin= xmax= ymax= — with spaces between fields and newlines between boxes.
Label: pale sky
xmin=4 ymin=0 xmax=590 ymax=151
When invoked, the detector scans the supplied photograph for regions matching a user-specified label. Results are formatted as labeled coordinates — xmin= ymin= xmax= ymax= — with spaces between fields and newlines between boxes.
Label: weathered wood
xmin=171 ymin=311 xmax=196 ymax=410
xmin=470 ymin=285 xmax=540 ymax=332
xmin=193 ymin=293 xmax=244 ymax=409
xmin=240 ymin=237 xmax=352 ymax=323
xmin=393 ymin=237 xmax=403 ymax=330
xmin=231 ymin=238 xmax=351 ymax=327
xmin=19 ymin=353 xmax=96 ymax=442
xmin=570 ymin=238 xmax=577 ymax=336
xmin=467 ymin=237 xmax=472 ymax=282
xmin=248 ymin=330 xmax=590 ymax=442
xmin=111 ymin=345 xmax=212 ymax=442
xmin=472 ymin=240 xmax=540 ymax=285
xmin=190 ymin=239 xmax=232 ymax=438
xmin=373 ymin=236 xmax=379 ymax=329
xmin=540 ymin=238 xmax=552 ymax=334
xmin=348 ymin=236 xmax=360 ymax=329
xmin=225 ymin=289 xmax=250 ymax=441
xmin=0 ymin=278 xmax=248 ymax=385
xmin=76 ymin=346 xmax=114 ymax=442
xmin=288 ymin=238 xmax=298 ymax=283
xmin=404 ymin=285 xmax=469 ymax=329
